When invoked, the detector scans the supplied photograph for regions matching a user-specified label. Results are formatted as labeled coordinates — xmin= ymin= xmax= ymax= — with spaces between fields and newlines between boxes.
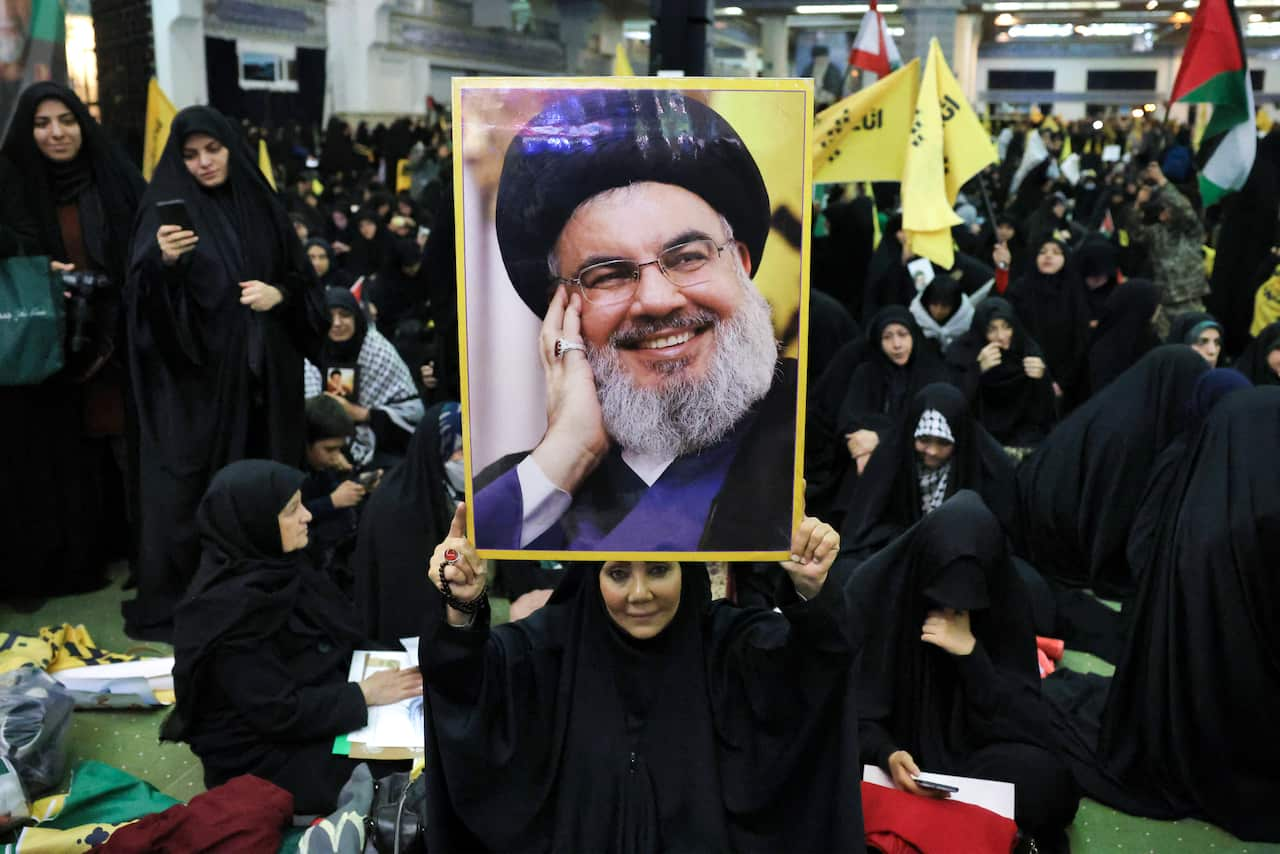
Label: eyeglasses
xmin=556 ymin=237 xmax=734 ymax=306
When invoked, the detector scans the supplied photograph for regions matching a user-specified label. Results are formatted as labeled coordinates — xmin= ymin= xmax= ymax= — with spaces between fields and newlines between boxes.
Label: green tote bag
xmin=0 ymin=255 xmax=65 ymax=386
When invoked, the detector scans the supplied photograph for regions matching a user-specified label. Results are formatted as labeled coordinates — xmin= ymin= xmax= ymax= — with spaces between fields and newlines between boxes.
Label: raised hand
xmin=921 ymin=608 xmax=976 ymax=656
xmin=779 ymin=516 xmax=840 ymax=599
xmin=429 ymin=503 xmax=488 ymax=626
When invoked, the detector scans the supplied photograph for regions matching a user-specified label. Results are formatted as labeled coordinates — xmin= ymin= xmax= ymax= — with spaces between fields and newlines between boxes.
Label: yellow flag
xmin=142 ymin=77 xmax=177 ymax=181
xmin=901 ymin=41 xmax=960 ymax=268
xmin=613 ymin=43 xmax=635 ymax=76
xmin=813 ymin=59 xmax=919 ymax=184
xmin=396 ymin=158 xmax=413 ymax=193
xmin=258 ymin=138 xmax=277 ymax=190
xmin=930 ymin=38 xmax=997 ymax=206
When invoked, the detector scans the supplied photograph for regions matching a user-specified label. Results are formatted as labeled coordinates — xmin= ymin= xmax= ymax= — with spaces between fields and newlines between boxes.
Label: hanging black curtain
xmin=205 ymin=37 xmax=243 ymax=120
xmin=296 ymin=48 xmax=326 ymax=129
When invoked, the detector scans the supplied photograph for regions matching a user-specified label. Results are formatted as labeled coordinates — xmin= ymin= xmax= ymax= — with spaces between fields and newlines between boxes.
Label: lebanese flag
xmin=849 ymin=1 xmax=902 ymax=78
xmin=1170 ymin=0 xmax=1256 ymax=205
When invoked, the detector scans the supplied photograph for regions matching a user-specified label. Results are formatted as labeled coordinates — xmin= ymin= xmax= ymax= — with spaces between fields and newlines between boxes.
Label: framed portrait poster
xmin=453 ymin=77 xmax=814 ymax=561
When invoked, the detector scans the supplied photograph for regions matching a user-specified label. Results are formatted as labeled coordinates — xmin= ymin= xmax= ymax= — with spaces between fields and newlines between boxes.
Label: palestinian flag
xmin=1170 ymin=0 xmax=1255 ymax=206
xmin=849 ymin=0 xmax=902 ymax=78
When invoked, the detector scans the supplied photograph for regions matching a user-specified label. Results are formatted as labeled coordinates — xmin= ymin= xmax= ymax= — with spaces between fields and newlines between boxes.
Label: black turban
xmin=494 ymin=89 xmax=771 ymax=318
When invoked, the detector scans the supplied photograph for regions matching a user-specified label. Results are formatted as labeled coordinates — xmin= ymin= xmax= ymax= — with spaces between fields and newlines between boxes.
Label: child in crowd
xmin=302 ymin=395 xmax=381 ymax=591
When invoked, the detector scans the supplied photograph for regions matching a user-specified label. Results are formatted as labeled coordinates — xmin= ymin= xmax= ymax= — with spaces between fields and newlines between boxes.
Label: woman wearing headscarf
xmin=343 ymin=208 xmax=393 ymax=279
xmin=836 ymin=307 xmax=948 ymax=480
xmin=946 ymin=297 xmax=1056 ymax=452
xmin=1166 ymin=310 xmax=1224 ymax=366
xmin=351 ymin=403 xmax=461 ymax=646
xmin=1014 ymin=346 xmax=1209 ymax=600
xmin=1087 ymin=279 xmax=1161 ymax=395
xmin=420 ymin=508 xmax=864 ymax=853
xmin=1 ymin=82 xmax=145 ymax=594
xmin=304 ymin=237 xmax=354 ymax=291
xmin=1005 ymin=236 xmax=1091 ymax=407
xmin=850 ymin=491 xmax=1080 ymax=850
xmin=841 ymin=384 xmax=1017 ymax=561
xmin=1046 ymin=388 xmax=1280 ymax=842
xmin=908 ymin=276 xmax=975 ymax=358
xmin=1235 ymin=320 xmax=1280 ymax=384
xmin=163 ymin=461 xmax=418 ymax=813
xmin=123 ymin=106 xmax=326 ymax=640
xmin=303 ymin=288 xmax=423 ymax=468
xmin=1125 ymin=368 xmax=1252 ymax=583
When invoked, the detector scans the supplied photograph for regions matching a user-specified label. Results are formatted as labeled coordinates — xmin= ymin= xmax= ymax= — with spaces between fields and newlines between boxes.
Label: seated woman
xmin=837 ymin=307 xmax=947 ymax=482
xmin=1048 ymin=388 xmax=1280 ymax=842
xmin=945 ymin=297 xmax=1056 ymax=454
xmin=305 ymin=237 xmax=355 ymax=291
xmin=419 ymin=507 xmax=864 ymax=852
xmin=1166 ymin=311 xmax=1224 ymax=367
xmin=908 ymin=276 xmax=976 ymax=357
xmin=851 ymin=491 xmax=1080 ymax=851
xmin=303 ymin=288 xmax=424 ymax=467
xmin=164 ymin=460 xmax=419 ymax=813
xmin=841 ymin=383 xmax=1017 ymax=562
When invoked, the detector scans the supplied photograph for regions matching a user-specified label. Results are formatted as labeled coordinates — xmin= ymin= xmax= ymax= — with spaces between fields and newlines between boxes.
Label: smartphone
xmin=915 ymin=777 xmax=959 ymax=794
xmin=418 ymin=225 xmax=431 ymax=242
xmin=155 ymin=199 xmax=194 ymax=232
xmin=357 ymin=470 xmax=380 ymax=489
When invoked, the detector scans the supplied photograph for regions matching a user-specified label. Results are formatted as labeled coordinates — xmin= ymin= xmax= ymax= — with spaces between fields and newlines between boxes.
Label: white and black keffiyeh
xmin=304 ymin=326 xmax=424 ymax=464
xmin=914 ymin=408 xmax=955 ymax=443
xmin=917 ymin=460 xmax=952 ymax=515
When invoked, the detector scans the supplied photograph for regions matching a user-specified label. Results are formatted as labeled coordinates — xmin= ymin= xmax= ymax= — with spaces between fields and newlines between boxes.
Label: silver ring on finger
xmin=554 ymin=338 xmax=586 ymax=360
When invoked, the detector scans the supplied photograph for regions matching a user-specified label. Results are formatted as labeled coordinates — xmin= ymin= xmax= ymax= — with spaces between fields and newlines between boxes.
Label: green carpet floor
xmin=1 ymin=565 xmax=1273 ymax=852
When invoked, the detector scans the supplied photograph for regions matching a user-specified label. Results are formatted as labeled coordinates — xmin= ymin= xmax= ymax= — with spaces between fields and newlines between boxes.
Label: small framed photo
xmin=323 ymin=365 xmax=358 ymax=399
xmin=453 ymin=77 xmax=814 ymax=562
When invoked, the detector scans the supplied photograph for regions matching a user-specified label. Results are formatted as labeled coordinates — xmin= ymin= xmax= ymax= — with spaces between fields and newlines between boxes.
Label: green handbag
xmin=0 ymin=255 xmax=65 ymax=386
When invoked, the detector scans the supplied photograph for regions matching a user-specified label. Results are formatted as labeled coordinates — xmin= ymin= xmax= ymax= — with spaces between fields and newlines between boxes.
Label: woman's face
xmin=277 ymin=490 xmax=312 ymax=553
xmin=925 ymin=300 xmax=954 ymax=324
xmin=358 ymin=219 xmax=377 ymax=241
xmin=1268 ymin=347 xmax=1280 ymax=377
xmin=182 ymin=132 xmax=230 ymax=188
xmin=599 ymin=561 xmax=682 ymax=640
xmin=986 ymin=317 xmax=1014 ymax=350
xmin=32 ymin=98 xmax=82 ymax=162
xmin=1036 ymin=242 xmax=1065 ymax=276
xmin=1191 ymin=328 xmax=1221 ymax=366
xmin=328 ymin=307 xmax=356 ymax=342
xmin=914 ymin=436 xmax=955 ymax=470
xmin=881 ymin=323 xmax=914 ymax=366
xmin=308 ymin=245 xmax=330 ymax=277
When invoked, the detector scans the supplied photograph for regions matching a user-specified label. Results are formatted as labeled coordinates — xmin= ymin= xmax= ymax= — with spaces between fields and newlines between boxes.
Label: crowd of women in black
xmin=2 ymin=80 xmax=1277 ymax=851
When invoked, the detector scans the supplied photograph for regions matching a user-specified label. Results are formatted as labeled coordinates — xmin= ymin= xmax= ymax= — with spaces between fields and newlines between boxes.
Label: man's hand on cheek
xmin=532 ymin=286 xmax=610 ymax=494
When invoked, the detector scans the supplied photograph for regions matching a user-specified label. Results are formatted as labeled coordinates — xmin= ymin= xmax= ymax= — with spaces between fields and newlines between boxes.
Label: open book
xmin=335 ymin=638 xmax=424 ymax=760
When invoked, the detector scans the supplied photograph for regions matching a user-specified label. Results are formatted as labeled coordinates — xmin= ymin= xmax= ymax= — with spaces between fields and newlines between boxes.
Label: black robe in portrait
xmin=1014 ymin=346 xmax=1209 ymax=599
xmin=847 ymin=491 xmax=1080 ymax=838
xmin=421 ymin=562 xmax=865 ymax=854
xmin=1045 ymin=388 xmax=1280 ymax=842
xmin=122 ymin=106 xmax=326 ymax=640
xmin=1236 ymin=321 xmax=1280 ymax=385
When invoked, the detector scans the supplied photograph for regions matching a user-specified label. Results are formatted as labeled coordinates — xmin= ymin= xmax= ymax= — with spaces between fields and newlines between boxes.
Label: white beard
xmin=587 ymin=271 xmax=779 ymax=457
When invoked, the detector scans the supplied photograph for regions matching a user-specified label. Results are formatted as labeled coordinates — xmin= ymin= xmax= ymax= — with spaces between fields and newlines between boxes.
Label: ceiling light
xmin=1144 ymin=103 xmax=1158 ymax=111
xmin=1008 ymin=22 xmax=1075 ymax=36
xmin=1171 ymin=9 xmax=1193 ymax=21
xmin=624 ymin=30 xmax=651 ymax=40
xmin=1132 ymin=108 xmax=1145 ymax=117
xmin=1074 ymin=23 xmax=1087 ymax=32
xmin=1251 ymin=12 xmax=1265 ymax=20
xmin=996 ymin=31 xmax=1012 ymax=40
xmin=889 ymin=26 xmax=905 ymax=35
xmin=1077 ymin=22 xmax=1153 ymax=35
xmin=994 ymin=12 xmax=1019 ymax=24
xmin=1248 ymin=19 xmax=1280 ymax=32
xmin=1146 ymin=0 xmax=1158 ymax=7
xmin=1093 ymin=120 xmax=1104 ymax=129
xmin=1182 ymin=0 xmax=1198 ymax=6
xmin=718 ymin=6 xmax=744 ymax=14
xmin=983 ymin=1 xmax=1120 ymax=9
xmin=795 ymin=4 xmax=899 ymax=12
